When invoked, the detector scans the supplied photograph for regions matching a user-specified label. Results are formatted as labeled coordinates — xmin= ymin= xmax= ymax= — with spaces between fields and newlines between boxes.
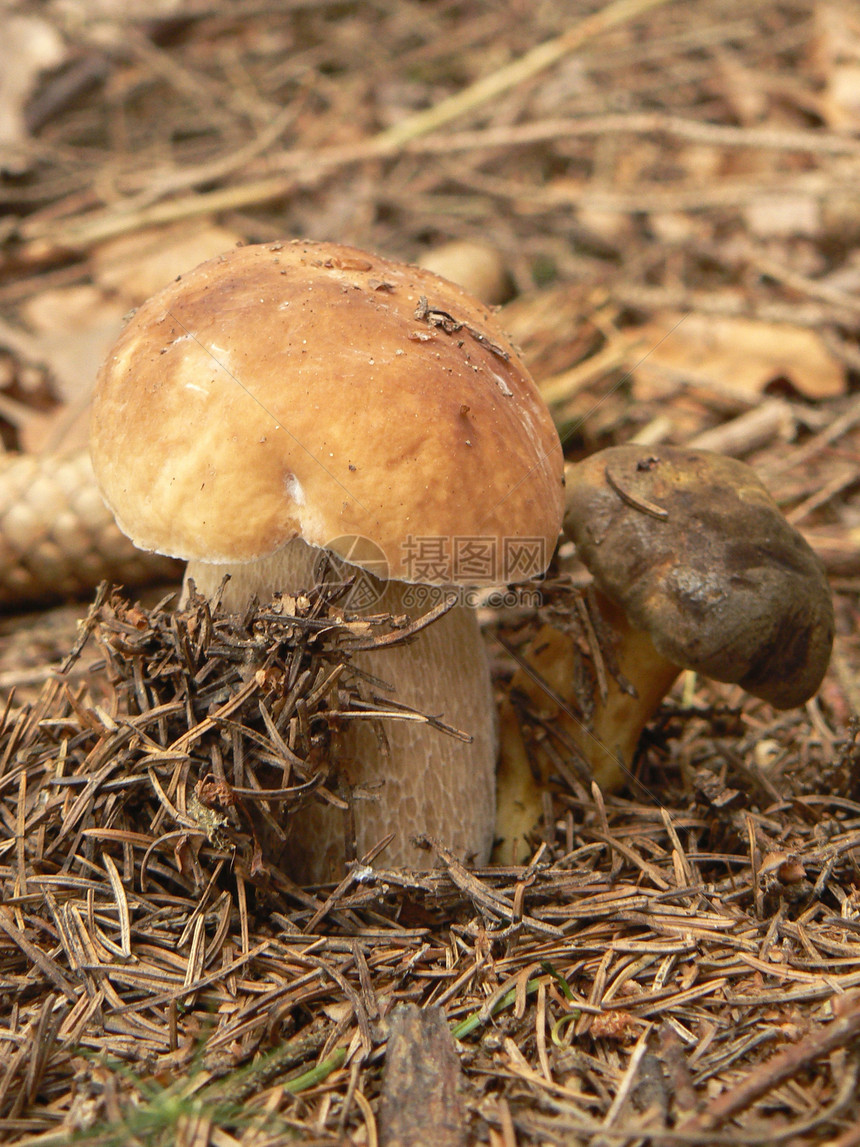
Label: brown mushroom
xmin=495 ymin=445 xmax=834 ymax=859
xmin=90 ymin=239 xmax=564 ymax=882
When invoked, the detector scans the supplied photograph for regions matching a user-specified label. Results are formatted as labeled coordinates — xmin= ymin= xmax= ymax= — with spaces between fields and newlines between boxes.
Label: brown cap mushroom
xmin=90 ymin=239 xmax=564 ymax=881
xmin=91 ymin=240 xmax=560 ymax=577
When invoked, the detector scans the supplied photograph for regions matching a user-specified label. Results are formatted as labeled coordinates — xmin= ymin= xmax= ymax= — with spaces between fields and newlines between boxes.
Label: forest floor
xmin=1 ymin=1 xmax=860 ymax=1144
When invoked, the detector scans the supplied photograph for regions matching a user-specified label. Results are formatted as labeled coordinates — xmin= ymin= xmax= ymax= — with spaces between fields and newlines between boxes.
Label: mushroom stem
xmin=581 ymin=590 xmax=682 ymax=780
xmin=493 ymin=596 xmax=679 ymax=862
xmin=186 ymin=540 xmax=497 ymax=884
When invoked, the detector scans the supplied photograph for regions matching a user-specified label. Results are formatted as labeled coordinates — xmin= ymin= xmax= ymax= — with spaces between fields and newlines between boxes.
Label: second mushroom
xmin=495 ymin=444 xmax=835 ymax=859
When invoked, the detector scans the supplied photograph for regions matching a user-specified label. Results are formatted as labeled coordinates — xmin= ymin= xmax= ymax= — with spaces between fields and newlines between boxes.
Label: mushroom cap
xmin=563 ymin=445 xmax=834 ymax=709
xmin=90 ymin=240 xmax=563 ymax=584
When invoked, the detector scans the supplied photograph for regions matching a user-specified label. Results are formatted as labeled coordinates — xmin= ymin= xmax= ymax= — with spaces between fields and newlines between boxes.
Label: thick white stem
xmin=186 ymin=540 xmax=497 ymax=882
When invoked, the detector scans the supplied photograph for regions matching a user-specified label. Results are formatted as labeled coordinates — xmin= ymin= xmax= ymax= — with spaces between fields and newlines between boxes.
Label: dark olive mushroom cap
xmin=563 ymin=445 xmax=834 ymax=709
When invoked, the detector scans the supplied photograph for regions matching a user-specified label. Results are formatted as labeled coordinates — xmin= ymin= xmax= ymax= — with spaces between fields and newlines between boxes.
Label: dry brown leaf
xmin=0 ymin=15 xmax=66 ymax=168
xmin=91 ymin=223 xmax=243 ymax=305
xmin=631 ymin=312 xmax=846 ymax=400
xmin=810 ymin=3 xmax=860 ymax=127
xmin=16 ymin=226 xmax=242 ymax=449
xmin=744 ymin=193 xmax=821 ymax=240
xmin=713 ymin=49 xmax=769 ymax=125
xmin=48 ymin=0 xmax=187 ymax=21
xmin=829 ymin=63 xmax=860 ymax=123
xmin=19 ymin=285 xmax=127 ymax=406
